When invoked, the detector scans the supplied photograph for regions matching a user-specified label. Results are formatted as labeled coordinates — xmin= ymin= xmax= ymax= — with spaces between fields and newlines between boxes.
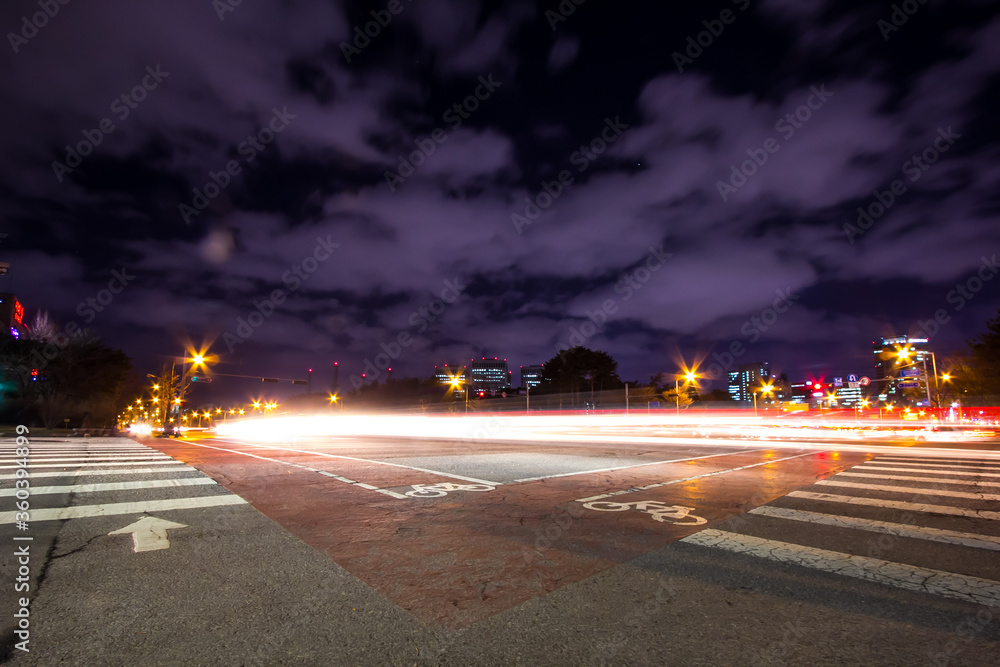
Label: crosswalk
xmin=680 ymin=451 xmax=1000 ymax=608
xmin=0 ymin=437 xmax=245 ymax=524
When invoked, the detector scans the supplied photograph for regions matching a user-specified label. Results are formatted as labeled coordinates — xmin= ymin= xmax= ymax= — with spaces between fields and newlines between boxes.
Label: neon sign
xmin=13 ymin=300 xmax=24 ymax=324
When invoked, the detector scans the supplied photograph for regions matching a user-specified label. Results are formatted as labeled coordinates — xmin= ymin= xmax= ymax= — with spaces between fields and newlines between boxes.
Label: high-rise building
xmin=727 ymin=362 xmax=770 ymax=403
xmin=520 ymin=365 xmax=544 ymax=389
xmin=469 ymin=357 xmax=511 ymax=394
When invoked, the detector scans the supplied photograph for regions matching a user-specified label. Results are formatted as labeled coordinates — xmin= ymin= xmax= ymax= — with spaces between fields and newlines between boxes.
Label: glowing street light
xmin=449 ymin=375 xmax=469 ymax=413
xmin=675 ymin=365 xmax=699 ymax=415
xmin=753 ymin=382 xmax=774 ymax=417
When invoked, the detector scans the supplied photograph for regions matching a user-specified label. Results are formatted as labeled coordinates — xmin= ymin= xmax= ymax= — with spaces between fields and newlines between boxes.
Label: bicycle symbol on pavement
xmin=404 ymin=482 xmax=496 ymax=498
xmin=582 ymin=500 xmax=707 ymax=525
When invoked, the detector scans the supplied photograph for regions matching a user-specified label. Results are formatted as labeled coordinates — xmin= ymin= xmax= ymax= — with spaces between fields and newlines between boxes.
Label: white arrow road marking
xmin=109 ymin=516 xmax=188 ymax=552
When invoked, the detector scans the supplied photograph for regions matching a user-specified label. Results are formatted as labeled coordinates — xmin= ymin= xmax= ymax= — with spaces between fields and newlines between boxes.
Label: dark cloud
xmin=2 ymin=0 xmax=999 ymax=399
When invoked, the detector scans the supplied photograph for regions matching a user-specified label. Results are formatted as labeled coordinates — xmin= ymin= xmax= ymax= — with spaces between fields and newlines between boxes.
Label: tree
xmin=965 ymin=309 xmax=1000 ymax=397
xmin=541 ymin=347 xmax=622 ymax=398
xmin=0 ymin=328 xmax=131 ymax=428
xmin=661 ymin=386 xmax=694 ymax=409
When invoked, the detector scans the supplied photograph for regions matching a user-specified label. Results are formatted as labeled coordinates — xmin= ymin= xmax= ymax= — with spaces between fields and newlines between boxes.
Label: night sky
xmin=3 ymin=0 xmax=999 ymax=402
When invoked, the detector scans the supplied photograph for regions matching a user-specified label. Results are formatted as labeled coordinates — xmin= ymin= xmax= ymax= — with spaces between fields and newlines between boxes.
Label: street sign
xmin=859 ymin=376 xmax=871 ymax=386
xmin=834 ymin=377 xmax=843 ymax=387
xmin=848 ymin=374 xmax=858 ymax=383
xmin=900 ymin=369 xmax=921 ymax=377
xmin=898 ymin=381 xmax=920 ymax=388
xmin=849 ymin=382 xmax=860 ymax=389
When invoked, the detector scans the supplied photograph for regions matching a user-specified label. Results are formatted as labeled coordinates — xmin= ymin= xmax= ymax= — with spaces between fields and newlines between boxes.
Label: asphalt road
xmin=1 ymin=428 xmax=998 ymax=665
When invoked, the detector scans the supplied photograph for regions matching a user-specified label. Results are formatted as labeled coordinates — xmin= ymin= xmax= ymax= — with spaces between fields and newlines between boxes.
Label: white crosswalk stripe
xmin=2 ymin=438 xmax=244 ymax=524
xmin=682 ymin=451 xmax=1000 ymax=607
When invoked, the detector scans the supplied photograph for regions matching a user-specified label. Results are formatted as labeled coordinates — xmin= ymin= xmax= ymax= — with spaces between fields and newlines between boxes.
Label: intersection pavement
xmin=1 ymin=432 xmax=998 ymax=665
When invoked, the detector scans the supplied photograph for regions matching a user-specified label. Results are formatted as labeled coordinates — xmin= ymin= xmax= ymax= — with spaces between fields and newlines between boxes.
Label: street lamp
xmin=449 ymin=376 xmax=468 ymax=414
xmin=753 ymin=382 xmax=774 ymax=417
xmin=675 ymin=368 xmax=699 ymax=415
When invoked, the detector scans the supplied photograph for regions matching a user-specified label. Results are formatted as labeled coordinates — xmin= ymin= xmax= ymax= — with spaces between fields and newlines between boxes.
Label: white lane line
xmin=788 ymin=491 xmax=1000 ymax=521
xmin=680 ymin=529 xmax=1000 ymax=608
xmin=179 ymin=441 xmax=411 ymax=499
xmin=511 ymin=448 xmax=770 ymax=483
xmin=0 ymin=456 xmax=169 ymax=464
xmin=815 ymin=480 xmax=1000 ymax=502
xmin=865 ymin=460 xmax=1000 ymax=472
xmin=0 ymin=460 xmax=183 ymax=470
xmin=0 ymin=477 xmax=217 ymax=497
xmin=0 ymin=494 xmax=247 ymax=524
xmin=0 ymin=467 xmax=195 ymax=480
xmin=576 ymin=451 xmax=818 ymax=503
xmin=0 ymin=448 xmax=158 ymax=454
xmin=879 ymin=456 xmax=1000 ymax=467
xmin=209 ymin=438 xmax=502 ymax=486
xmin=838 ymin=472 xmax=1000 ymax=488
xmin=749 ymin=506 xmax=1000 ymax=551
xmin=855 ymin=465 xmax=1000 ymax=479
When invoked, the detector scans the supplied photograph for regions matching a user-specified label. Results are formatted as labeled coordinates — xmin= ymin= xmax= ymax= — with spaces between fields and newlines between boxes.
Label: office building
xmin=520 ymin=365 xmax=544 ymax=390
xmin=433 ymin=364 xmax=467 ymax=394
xmin=727 ymin=362 xmax=770 ymax=403
xmin=469 ymin=357 xmax=512 ymax=394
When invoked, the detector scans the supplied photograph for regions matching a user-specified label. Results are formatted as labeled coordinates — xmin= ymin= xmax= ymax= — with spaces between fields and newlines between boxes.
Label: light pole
xmin=675 ymin=370 xmax=698 ymax=416
xmin=450 ymin=376 xmax=468 ymax=414
xmin=754 ymin=382 xmax=774 ymax=417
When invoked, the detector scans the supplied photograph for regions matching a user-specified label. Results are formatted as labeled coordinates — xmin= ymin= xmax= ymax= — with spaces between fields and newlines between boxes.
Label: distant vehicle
xmin=159 ymin=422 xmax=181 ymax=438
xmin=913 ymin=425 xmax=996 ymax=442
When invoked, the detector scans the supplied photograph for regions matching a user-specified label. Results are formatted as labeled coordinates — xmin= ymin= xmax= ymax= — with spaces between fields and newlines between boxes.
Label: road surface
xmin=1 ymin=425 xmax=998 ymax=665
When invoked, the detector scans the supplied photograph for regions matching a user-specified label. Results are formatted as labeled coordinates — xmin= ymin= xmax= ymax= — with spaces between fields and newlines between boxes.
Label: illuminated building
xmin=727 ymin=362 xmax=770 ymax=403
xmin=0 ymin=293 xmax=27 ymax=338
xmin=433 ymin=364 xmax=467 ymax=392
xmin=520 ymin=365 xmax=544 ymax=389
xmin=469 ymin=357 xmax=512 ymax=394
